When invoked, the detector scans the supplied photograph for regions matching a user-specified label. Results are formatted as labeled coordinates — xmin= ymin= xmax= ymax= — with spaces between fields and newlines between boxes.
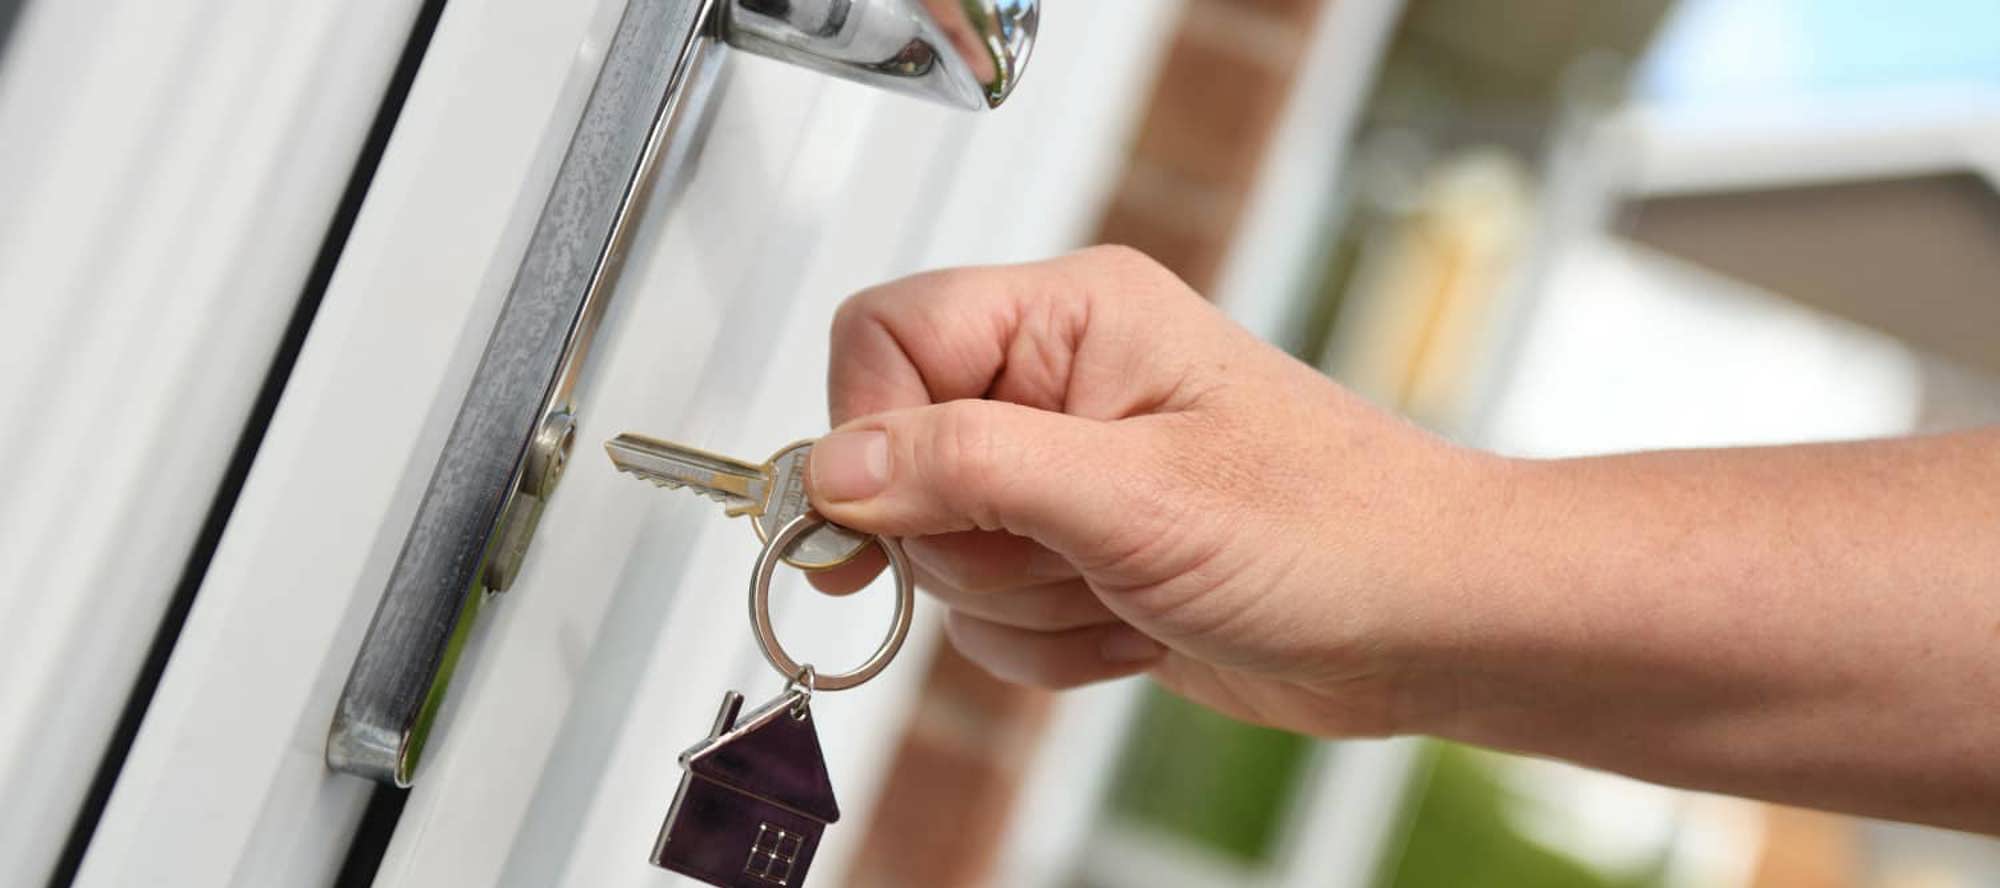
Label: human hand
xmin=805 ymin=246 xmax=1508 ymax=738
xmin=801 ymin=246 xmax=2000 ymax=831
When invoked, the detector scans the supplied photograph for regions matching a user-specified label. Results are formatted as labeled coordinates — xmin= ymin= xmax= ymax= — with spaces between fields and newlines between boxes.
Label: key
xmin=606 ymin=433 xmax=869 ymax=570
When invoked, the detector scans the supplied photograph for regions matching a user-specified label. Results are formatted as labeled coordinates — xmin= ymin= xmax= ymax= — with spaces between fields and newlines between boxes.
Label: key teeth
xmin=616 ymin=467 xmax=734 ymax=504
xmin=614 ymin=467 xmax=683 ymax=489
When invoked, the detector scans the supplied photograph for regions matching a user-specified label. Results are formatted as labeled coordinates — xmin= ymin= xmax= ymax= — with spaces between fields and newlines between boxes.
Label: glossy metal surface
xmin=605 ymin=434 xmax=870 ymax=569
xmin=652 ymin=688 xmax=839 ymax=885
xmin=751 ymin=440 xmax=870 ymax=569
xmin=605 ymin=433 xmax=772 ymax=516
xmin=749 ymin=515 xmax=914 ymax=691
xmin=721 ymin=0 xmax=1038 ymax=110
xmin=326 ymin=0 xmax=721 ymax=786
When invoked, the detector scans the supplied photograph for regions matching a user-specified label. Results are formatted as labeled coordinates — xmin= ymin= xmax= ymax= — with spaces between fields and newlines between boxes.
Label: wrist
xmin=1376 ymin=449 xmax=1557 ymax=739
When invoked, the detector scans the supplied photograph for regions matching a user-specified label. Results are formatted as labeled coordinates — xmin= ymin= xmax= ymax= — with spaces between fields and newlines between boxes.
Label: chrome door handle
xmin=722 ymin=0 xmax=1037 ymax=110
xmin=327 ymin=0 xmax=1038 ymax=785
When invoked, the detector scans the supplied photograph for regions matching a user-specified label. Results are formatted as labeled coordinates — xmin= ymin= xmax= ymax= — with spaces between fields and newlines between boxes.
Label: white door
xmin=58 ymin=0 xmax=1178 ymax=885
xmin=0 ymin=0 xmax=433 ymax=881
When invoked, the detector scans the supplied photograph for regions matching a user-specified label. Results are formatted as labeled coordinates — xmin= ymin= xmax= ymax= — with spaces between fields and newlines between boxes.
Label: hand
xmin=803 ymin=247 xmax=2000 ymax=833
xmin=805 ymin=246 xmax=1507 ymax=737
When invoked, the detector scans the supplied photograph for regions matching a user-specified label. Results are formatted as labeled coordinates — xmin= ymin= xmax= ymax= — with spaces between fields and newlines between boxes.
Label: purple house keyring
xmin=650 ymin=513 xmax=914 ymax=887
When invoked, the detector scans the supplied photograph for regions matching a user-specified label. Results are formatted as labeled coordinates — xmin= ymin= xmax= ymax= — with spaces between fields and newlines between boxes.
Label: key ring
xmin=749 ymin=513 xmax=914 ymax=692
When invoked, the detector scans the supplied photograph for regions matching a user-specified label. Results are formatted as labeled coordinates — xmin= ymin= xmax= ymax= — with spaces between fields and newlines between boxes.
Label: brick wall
xmin=1098 ymin=0 xmax=1329 ymax=290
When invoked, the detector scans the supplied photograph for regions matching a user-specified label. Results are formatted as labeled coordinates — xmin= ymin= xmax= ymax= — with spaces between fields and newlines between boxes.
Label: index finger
xmin=826 ymin=260 xmax=1068 ymax=424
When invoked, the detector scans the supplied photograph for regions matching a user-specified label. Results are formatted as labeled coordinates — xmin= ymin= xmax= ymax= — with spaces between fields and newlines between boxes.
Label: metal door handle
xmin=327 ymin=0 xmax=1037 ymax=785
xmin=723 ymin=0 xmax=1037 ymax=110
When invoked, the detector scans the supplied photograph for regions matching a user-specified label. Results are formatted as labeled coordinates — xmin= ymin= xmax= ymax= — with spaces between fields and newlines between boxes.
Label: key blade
xmin=605 ymin=433 xmax=769 ymax=516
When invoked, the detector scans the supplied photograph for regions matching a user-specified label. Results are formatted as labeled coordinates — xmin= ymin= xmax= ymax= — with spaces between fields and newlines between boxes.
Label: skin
xmin=803 ymin=245 xmax=2000 ymax=835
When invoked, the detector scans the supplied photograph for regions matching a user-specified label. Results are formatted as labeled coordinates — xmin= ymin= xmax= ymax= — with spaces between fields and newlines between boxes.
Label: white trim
xmin=1269 ymin=739 xmax=1424 ymax=888
xmin=1610 ymin=87 xmax=2000 ymax=198
xmin=991 ymin=679 xmax=1151 ymax=888
xmin=1076 ymin=818 xmax=1270 ymax=888
xmin=0 ymin=1 xmax=424 ymax=882
xmin=1211 ymin=0 xmax=1405 ymax=341
xmin=1061 ymin=737 xmax=1423 ymax=888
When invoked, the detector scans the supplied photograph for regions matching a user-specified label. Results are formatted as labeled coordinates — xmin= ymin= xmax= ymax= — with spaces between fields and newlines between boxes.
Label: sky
xmin=1636 ymin=0 xmax=2000 ymax=105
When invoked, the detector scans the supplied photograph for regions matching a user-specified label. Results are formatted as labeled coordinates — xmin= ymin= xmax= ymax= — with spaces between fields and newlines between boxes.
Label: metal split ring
xmin=783 ymin=665 xmax=817 ymax=718
xmin=750 ymin=513 xmax=914 ymax=692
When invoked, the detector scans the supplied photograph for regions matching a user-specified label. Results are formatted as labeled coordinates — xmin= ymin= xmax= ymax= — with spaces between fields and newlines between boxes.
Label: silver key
xmin=605 ymin=433 xmax=870 ymax=570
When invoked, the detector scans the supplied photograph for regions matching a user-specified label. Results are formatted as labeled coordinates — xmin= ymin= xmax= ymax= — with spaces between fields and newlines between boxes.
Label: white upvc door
xmin=0 ymin=1 xmax=427 ymax=881
xmin=71 ymin=1 xmax=1177 ymax=885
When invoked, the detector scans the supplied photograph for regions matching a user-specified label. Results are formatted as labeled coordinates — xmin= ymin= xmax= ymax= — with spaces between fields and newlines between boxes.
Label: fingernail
xmin=812 ymin=430 xmax=889 ymax=502
xmin=1100 ymin=625 xmax=1164 ymax=664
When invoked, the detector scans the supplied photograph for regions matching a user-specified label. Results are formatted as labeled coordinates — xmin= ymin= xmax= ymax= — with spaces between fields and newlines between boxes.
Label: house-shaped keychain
xmin=652 ymin=690 xmax=842 ymax=887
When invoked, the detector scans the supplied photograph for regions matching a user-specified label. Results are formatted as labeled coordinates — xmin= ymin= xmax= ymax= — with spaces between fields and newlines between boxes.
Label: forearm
xmin=1410 ymin=429 xmax=2000 ymax=833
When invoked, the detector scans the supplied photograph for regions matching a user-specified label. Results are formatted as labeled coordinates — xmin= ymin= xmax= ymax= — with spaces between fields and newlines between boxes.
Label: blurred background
xmin=2 ymin=0 xmax=1995 ymax=885
xmin=842 ymin=0 xmax=2000 ymax=886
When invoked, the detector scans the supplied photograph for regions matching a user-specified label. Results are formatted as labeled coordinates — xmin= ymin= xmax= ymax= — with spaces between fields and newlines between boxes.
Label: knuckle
xmin=1077 ymin=244 xmax=1176 ymax=290
xmin=879 ymin=266 xmax=1000 ymax=320
xmin=944 ymin=612 xmax=1074 ymax=690
xmin=835 ymin=268 xmax=963 ymax=341
xmin=834 ymin=277 xmax=908 ymax=331
xmin=1023 ymin=593 xmax=1084 ymax=632
xmin=957 ymin=562 xmax=1013 ymax=596
xmin=1077 ymin=243 xmax=1153 ymax=273
xmin=1027 ymin=659 xmax=1092 ymax=690
xmin=987 ymin=650 xmax=1067 ymax=690
xmin=829 ymin=293 xmax=872 ymax=343
xmin=911 ymin=265 xmax=987 ymax=300
xmin=923 ymin=554 xmax=983 ymax=593
xmin=952 ymin=583 xmax=1094 ymax=632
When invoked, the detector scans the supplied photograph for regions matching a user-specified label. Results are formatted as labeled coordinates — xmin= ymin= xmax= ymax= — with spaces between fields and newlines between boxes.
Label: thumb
xmin=808 ymin=399 xmax=1148 ymax=554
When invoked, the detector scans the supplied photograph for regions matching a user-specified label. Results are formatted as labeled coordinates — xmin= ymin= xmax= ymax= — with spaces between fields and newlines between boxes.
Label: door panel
xmin=70 ymin=0 xmax=645 ymax=881
xmin=77 ymin=1 xmax=1177 ymax=885
xmin=0 ymin=0 xmax=427 ymax=882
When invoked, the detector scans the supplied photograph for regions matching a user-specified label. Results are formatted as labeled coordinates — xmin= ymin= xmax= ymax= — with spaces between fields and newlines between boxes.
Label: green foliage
xmin=1106 ymin=688 xmax=1314 ymax=864
xmin=1380 ymin=743 xmax=1665 ymax=888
